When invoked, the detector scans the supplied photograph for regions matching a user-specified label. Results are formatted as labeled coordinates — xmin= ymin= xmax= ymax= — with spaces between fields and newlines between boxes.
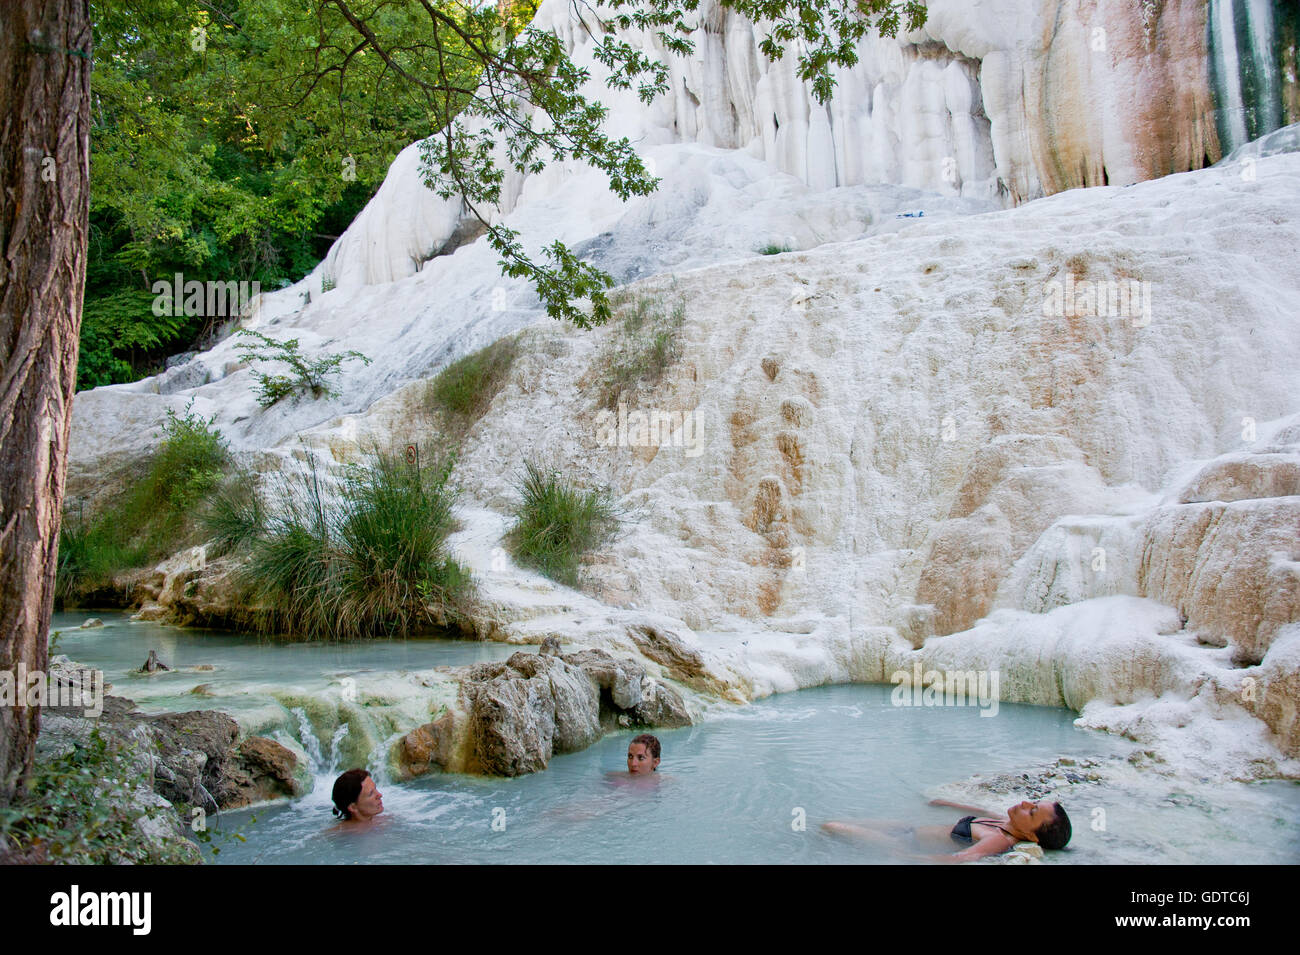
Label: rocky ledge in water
xmin=399 ymin=638 xmax=691 ymax=778
xmin=29 ymin=658 xmax=306 ymax=861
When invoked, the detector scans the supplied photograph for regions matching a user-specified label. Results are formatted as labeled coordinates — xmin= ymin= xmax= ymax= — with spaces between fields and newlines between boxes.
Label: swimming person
xmin=331 ymin=768 xmax=385 ymax=824
xmin=626 ymin=734 xmax=661 ymax=775
xmin=823 ymin=798 xmax=1071 ymax=863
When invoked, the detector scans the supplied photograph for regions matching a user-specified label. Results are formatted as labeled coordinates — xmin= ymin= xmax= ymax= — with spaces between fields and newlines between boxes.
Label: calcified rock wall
xmin=435 ymin=151 xmax=1300 ymax=768
xmin=311 ymin=0 xmax=1296 ymax=291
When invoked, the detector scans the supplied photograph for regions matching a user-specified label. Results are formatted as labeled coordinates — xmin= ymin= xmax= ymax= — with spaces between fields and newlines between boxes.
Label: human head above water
xmin=332 ymin=768 xmax=384 ymax=821
xmin=1007 ymin=800 xmax=1071 ymax=849
xmin=1036 ymin=802 xmax=1071 ymax=849
xmin=627 ymin=734 xmax=661 ymax=774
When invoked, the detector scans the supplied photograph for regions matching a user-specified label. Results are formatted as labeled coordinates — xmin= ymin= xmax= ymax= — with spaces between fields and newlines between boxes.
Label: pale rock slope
xmin=432 ymin=153 xmax=1300 ymax=780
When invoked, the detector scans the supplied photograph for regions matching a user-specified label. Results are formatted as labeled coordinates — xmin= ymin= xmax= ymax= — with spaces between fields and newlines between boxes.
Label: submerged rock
xmin=140 ymin=649 xmax=171 ymax=673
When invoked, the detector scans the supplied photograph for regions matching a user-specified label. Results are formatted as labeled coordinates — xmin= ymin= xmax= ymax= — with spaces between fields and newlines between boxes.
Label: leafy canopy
xmin=83 ymin=0 xmax=926 ymax=383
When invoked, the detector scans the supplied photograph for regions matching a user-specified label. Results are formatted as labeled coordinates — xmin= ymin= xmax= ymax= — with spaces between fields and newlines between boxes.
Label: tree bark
xmin=0 ymin=1 xmax=92 ymax=804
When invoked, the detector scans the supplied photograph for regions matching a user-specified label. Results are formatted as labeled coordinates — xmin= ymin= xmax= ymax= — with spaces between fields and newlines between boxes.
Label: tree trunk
xmin=0 ymin=1 xmax=92 ymax=804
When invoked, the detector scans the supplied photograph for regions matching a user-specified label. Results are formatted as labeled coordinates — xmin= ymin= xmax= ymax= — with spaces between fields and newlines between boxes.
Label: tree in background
xmin=81 ymin=0 xmax=925 ymax=381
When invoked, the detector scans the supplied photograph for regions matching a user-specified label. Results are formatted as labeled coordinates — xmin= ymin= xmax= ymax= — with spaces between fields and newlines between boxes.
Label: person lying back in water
xmin=822 ymin=798 xmax=1071 ymax=863
xmin=331 ymin=768 xmax=384 ymax=824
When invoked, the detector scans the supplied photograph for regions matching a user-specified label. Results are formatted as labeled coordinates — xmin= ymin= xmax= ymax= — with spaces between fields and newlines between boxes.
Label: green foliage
xmin=81 ymin=0 xmax=926 ymax=377
xmin=505 ymin=461 xmax=621 ymax=587
xmin=729 ymin=0 xmax=927 ymax=103
xmin=153 ymin=404 xmax=229 ymax=511
xmin=234 ymin=328 xmax=370 ymax=407
xmin=78 ymin=289 xmax=195 ymax=391
xmin=80 ymin=0 xmax=435 ymax=390
xmin=0 ymin=728 xmax=197 ymax=865
xmin=426 ymin=337 xmax=519 ymax=425
xmin=200 ymin=468 xmax=267 ymax=559
xmin=596 ymin=291 xmax=686 ymax=410
xmin=241 ymin=449 xmax=473 ymax=639
xmin=57 ymin=402 xmax=229 ymax=601
xmin=758 ymin=243 xmax=793 ymax=255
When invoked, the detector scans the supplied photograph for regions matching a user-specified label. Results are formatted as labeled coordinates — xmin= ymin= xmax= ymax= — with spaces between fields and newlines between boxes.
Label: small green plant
xmin=321 ymin=275 xmax=336 ymax=293
xmin=595 ymin=292 xmax=686 ymax=410
xmin=505 ymin=460 xmax=621 ymax=587
xmin=0 ymin=728 xmax=198 ymax=864
xmin=758 ymin=243 xmax=793 ymax=255
xmin=234 ymin=328 xmax=370 ymax=408
xmin=240 ymin=447 xmax=473 ymax=639
xmin=426 ymin=336 xmax=518 ymax=430
xmin=57 ymin=401 xmax=230 ymax=602
xmin=153 ymin=402 xmax=228 ymax=512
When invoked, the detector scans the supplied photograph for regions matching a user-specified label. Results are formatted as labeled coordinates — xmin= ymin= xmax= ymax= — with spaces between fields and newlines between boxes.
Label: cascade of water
xmin=326 ymin=723 xmax=351 ymax=774
xmin=287 ymin=706 xmax=325 ymax=769
xmin=284 ymin=705 xmax=352 ymax=775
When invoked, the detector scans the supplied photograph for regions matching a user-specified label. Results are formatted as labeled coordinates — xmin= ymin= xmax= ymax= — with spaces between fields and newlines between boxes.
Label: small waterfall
xmin=326 ymin=723 xmax=351 ymax=774
xmin=1208 ymin=0 xmax=1298 ymax=153
xmin=283 ymin=705 xmax=351 ymax=775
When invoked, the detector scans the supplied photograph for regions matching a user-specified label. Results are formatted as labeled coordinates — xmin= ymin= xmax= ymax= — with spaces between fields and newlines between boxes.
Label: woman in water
xmin=331 ymin=768 xmax=385 ymax=824
xmin=823 ymin=797 xmax=1071 ymax=862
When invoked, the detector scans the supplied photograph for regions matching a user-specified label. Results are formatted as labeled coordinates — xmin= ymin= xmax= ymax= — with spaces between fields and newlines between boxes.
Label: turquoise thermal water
xmin=47 ymin=610 xmax=519 ymax=761
xmin=50 ymin=612 xmax=1300 ymax=865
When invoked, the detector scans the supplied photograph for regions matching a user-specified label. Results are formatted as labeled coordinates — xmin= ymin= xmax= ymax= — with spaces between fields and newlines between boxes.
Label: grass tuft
xmin=199 ymin=468 xmax=267 ymax=559
xmin=595 ymin=291 xmax=685 ymax=410
xmin=504 ymin=460 xmax=620 ymax=587
xmin=425 ymin=336 xmax=518 ymax=431
xmin=57 ymin=402 xmax=229 ymax=602
xmin=240 ymin=448 xmax=473 ymax=639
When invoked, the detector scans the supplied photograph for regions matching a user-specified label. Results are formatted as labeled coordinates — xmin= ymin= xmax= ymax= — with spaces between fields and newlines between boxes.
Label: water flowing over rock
xmin=39 ymin=663 xmax=304 ymax=813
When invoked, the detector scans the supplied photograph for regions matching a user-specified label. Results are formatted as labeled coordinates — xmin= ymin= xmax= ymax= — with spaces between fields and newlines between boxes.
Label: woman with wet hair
xmin=331 ymin=768 xmax=384 ymax=822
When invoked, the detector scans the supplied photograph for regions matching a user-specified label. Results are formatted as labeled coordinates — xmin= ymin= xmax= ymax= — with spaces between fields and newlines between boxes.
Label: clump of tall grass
xmin=199 ymin=468 xmax=266 ymax=559
xmin=240 ymin=448 xmax=473 ymax=639
xmin=425 ymin=336 xmax=518 ymax=433
xmin=595 ymin=291 xmax=685 ymax=410
xmin=57 ymin=402 xmax=229 ymax=602
xmin=504 ymin=461 xmax=621 ymax=588
xmin=757 ymin=242 xmax=793 ymax=255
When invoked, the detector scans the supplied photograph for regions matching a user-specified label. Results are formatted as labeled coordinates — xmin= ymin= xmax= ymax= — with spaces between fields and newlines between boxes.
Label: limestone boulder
xmin=461 ymin=651 xmax=601 ymax=775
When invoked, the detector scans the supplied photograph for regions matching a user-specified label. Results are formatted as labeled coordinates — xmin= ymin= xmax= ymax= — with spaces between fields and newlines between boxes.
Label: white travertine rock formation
xmin=65 ymin=2 xmax=1300 ymax=779
xmin=290 ymin=0 xmax=1296 ymax=292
